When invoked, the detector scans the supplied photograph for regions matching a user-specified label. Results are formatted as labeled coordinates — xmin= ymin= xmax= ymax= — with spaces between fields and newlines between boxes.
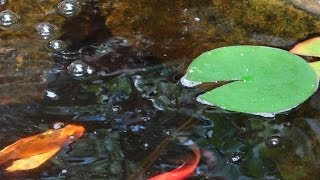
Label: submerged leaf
xmin=0 ymin=124 xmax=85 ymax=172
xmin=181 ymin=46 xmax=318 ymax=117
xmin=290 ymin=37 xmax=320 ymax=57
xmin=149 ymin=144 xmax=200 ymax=180
xmin=6 ymin=148 xmax=60 ymax=172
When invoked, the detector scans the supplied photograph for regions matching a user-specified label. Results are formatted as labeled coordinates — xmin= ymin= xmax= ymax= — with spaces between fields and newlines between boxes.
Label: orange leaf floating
xmin=0 ymin=124 xmax=85 ymax=172
xmin=149 ymin=144 xmax=200 ymax=180
xmin=290 ymin=37 xmax=320 ymax=57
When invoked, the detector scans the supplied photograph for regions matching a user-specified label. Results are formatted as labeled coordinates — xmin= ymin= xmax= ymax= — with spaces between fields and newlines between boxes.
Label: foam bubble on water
xmin=48 ymin=40 xmax=67 ymax=51
xmin=44 ymin=89 xmax=60 ymax=100
xmin=67 ymin=60 xmax=95 ymax=77
xmin=0 ymin=10 xmax=19 ymax=27
xmin=180 ymin=74 xmax=202 ymax=87
xmin=0 ymin=0 xmax=7 ymax=6
xmin=53 ymin=122 xmax=65 ymax=129
xmin=34 ymin=22 xmax=57 ymax=39
xmin=265 ymin=135 xmax=282 ymax=148
xmin=57 ymin=0 xmax=81 ymax=18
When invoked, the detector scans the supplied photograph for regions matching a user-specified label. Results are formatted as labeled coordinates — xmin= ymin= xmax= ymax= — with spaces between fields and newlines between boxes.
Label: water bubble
xmin=67 ymin=60 xmax=95 ymax=77
xmin=0 ymin=0 xmax=7 ymax=6
xmin=283 ymin=121 xmax=292 ymax=127
xmin=229 ymin=154 xmax=242 ymax=164
xmin=53 ymin=122 xmax=65 ymax=129
xmin=69 ymin=135 xmax=75 ymax=140
xmin=44 ymin=89 xmax=60 ymax=100
xmin=265 ymin=135 xmax=282 ymax=148
xmin=0 ymin=10 xmax=19 ymax=27
xmin=57 ymin=0 xmax=81 ymax=17
xmin=48 ymin=40 xmax=67 ymax=52
xmin=140 ymin=116 xmax=150 ymax=121
xmin=34 ymin=22 xmax=57 ymax=39
xmin=111 ymin=105 xmax=122 ymax=112
xmin=207 ymin=130 xmax=213 ymax=138
xmin=61 ymin=169 xmax=67 ymax=174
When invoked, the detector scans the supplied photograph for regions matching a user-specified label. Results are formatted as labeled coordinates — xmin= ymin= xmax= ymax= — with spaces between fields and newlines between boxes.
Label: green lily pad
xmin=181 ymin=46 xmax=318 ymax=117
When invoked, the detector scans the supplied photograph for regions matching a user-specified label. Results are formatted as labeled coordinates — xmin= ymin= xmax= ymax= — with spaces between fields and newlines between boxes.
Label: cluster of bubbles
xmin=8 ymin=0 xmax=97 ymax=101
xmin=0 ymin=0 xmax=81 ymax=29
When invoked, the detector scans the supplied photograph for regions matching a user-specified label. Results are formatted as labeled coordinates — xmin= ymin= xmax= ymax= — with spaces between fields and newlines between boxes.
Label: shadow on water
xmin=1 ymin=0 xmax=320 ymax=179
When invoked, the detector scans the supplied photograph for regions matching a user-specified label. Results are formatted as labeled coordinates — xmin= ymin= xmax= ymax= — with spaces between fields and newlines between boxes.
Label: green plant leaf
xmin=181 ymin=46 xmax=318 ymax=117
xmin=290 ymin=37 xmax=320 ymax=57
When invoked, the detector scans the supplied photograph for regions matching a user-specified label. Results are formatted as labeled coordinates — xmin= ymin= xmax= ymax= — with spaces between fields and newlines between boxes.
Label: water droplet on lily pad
xmin=0 ymin=10 xmax=19 ymax=27
xmin=57 ymin=0 xmax=81 ymax=17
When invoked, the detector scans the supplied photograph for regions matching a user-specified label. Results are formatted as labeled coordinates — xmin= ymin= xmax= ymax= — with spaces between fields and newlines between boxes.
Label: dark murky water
xmin=1 ymin=0 xmax=320 ymax=179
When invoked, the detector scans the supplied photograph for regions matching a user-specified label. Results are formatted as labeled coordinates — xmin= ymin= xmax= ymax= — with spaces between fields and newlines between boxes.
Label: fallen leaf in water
xmin=290 ymin=37 xmax=320 ymax=57
xmin=149 ymin=144 xmax=200 ymax=180
xmin=6 ymin=148 xmax=60 ymax=172
xmin=0 ymin=124 xmax=85 ymax=172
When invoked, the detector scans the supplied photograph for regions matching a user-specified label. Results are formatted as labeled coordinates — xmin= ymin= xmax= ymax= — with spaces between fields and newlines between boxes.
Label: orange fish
xmin=149 ymin=144 xmax=200 ymax=180
xmin=0 ymin=124 xmax=85 ymax=172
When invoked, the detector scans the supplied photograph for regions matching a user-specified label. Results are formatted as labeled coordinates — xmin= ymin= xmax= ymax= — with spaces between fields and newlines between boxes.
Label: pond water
xmin=1 ymin=0 xmax=320 ymax=179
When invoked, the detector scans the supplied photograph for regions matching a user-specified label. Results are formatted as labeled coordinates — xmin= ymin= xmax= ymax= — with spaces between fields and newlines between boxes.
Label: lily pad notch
xmin=181 ymin=46 xmax=319 ymax=117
